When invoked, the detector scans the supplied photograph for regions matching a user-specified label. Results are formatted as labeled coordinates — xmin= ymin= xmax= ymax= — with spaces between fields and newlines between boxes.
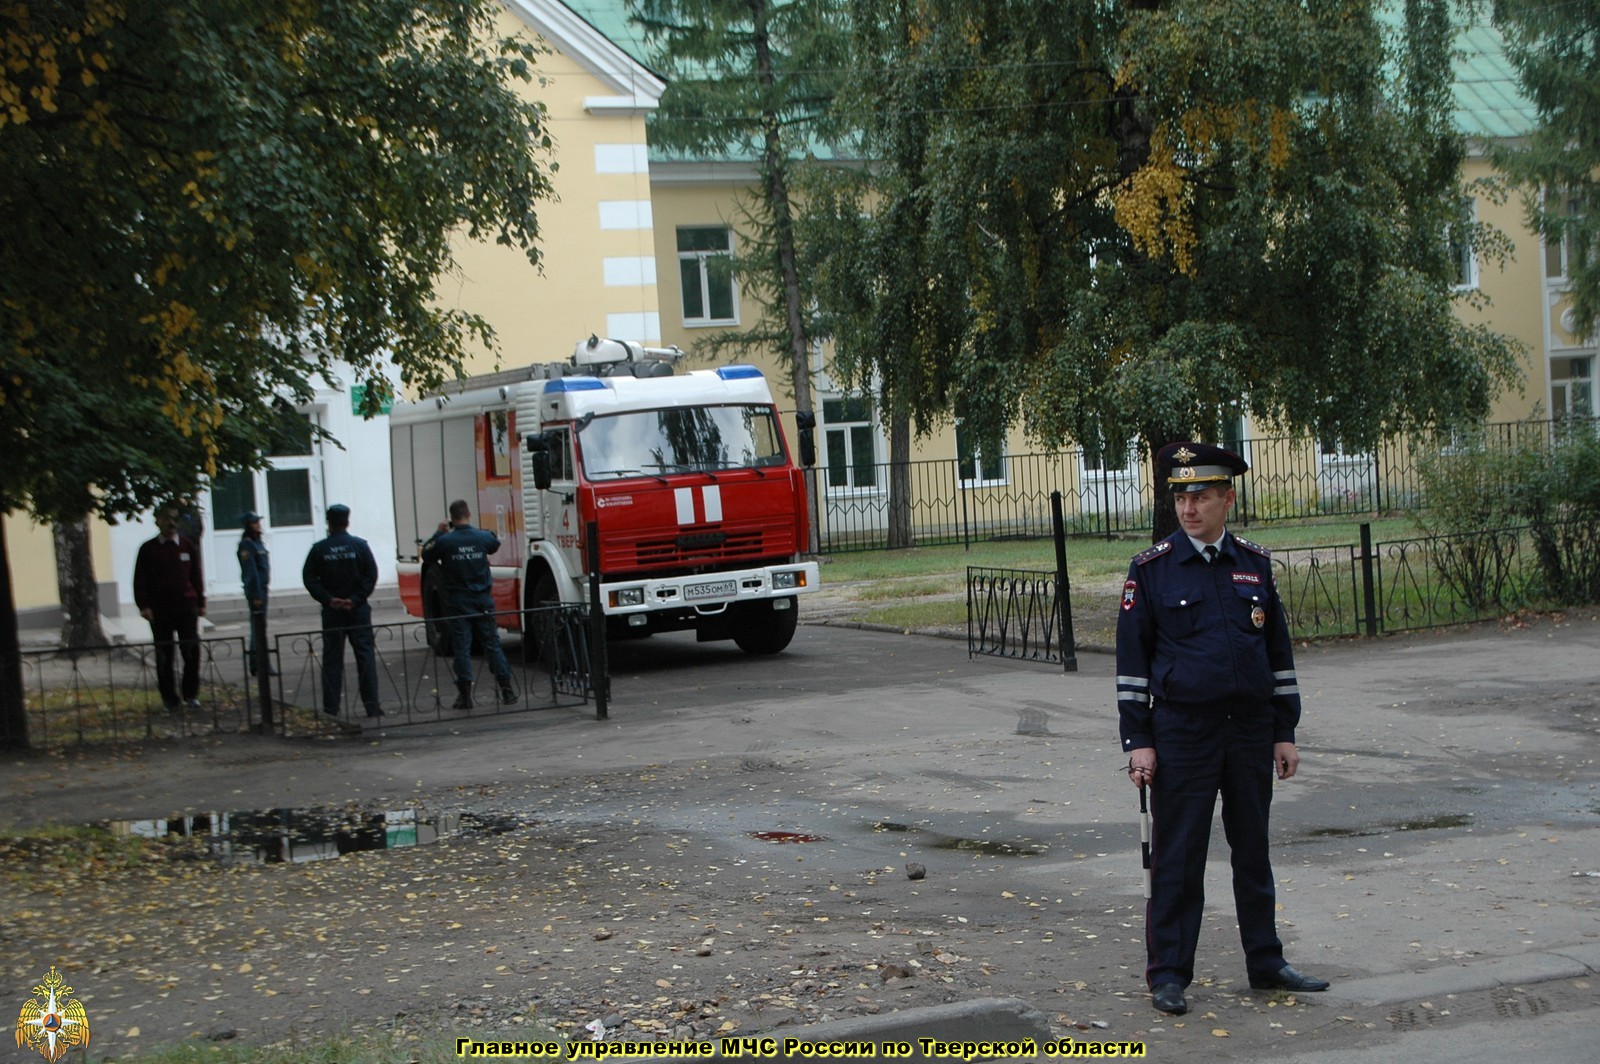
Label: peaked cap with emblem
xmin=1158 ymin=441 xmax=1249 ymax=493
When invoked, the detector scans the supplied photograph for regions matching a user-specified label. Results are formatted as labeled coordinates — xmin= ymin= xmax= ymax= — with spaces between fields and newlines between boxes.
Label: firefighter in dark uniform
xmin=302 ymin=503 xmax=383 ymax=718
xmin=1116 ymin=442 xmax=1329 ymax=1016
xmin=237 ymin=511 xmax=274 ymax=675
xmin=422 ymin=498 xmax=515 ymax=709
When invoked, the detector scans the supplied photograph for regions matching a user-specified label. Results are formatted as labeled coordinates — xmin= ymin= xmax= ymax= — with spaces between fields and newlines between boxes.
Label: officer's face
xmin=1175 ymin=485 xmax=1234 ymax=543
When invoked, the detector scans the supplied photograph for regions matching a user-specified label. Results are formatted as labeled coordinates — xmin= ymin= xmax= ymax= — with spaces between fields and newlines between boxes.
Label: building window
xmin=956 ymin=417 xmax=1007 ymax=486
xmin=1544 ymin=192 xmax=1585 ymax=283
xmin=1551 ymin=356 xmax=1595 ymax=420
xmin=211 ymin=407 xmax=318 ymax=531
xmin=1448 ymin=197 xmax=1478 ymax=291
xmin=678 ymin=226 xmax=737 ymax=325
xmin=485 ymin=411 xmax=512 ymax=481
xmin=822 ymin=397 xmax=877 ymax=489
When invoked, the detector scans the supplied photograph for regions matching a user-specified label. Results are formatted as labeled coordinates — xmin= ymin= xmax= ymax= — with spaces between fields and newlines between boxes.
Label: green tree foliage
xmin=0 ymin=0 xmax=557 ymax=749
xmin=628 ymin=0 xmax=848 ymax=413
xmin=1493 ymin=0 xmax=1600 ymax=340
xmin=803 ymin=0 xmax=1521 ymax=541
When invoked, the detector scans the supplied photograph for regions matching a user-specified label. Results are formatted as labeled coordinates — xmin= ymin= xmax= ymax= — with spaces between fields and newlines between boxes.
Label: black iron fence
xmin=966 ymin=567 xmax=1071 ymax=667
xmin=969 ymin=519 xmax=1586 ymax=662
xmin=819 ymin=417 xmax=1598 ymax=553
xmin=21 ymin=606 xmax=597 ymax=747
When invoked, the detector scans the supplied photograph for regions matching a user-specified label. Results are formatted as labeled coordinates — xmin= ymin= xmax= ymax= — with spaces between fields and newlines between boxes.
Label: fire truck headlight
xmin=611 ymin=587 xmax=645 ymax=607
xmin=773 ymin=570 xmax=805 ymax=590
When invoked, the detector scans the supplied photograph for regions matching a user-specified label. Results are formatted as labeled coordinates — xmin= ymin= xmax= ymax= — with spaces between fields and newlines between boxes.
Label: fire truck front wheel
xmin=522 ymin=570 xmax=558 ymax=666
xmin=732 ymin=597 xmax=799 ymax=655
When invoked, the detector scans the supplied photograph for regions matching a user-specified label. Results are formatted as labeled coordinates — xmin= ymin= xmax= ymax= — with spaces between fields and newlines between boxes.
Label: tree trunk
xmin=55 ymin=519 xmax=108 ymax=647
xmin=887 ymin=408 xmax=913 ymax=549
xmin=1147 ymin=434 xmax=1179 ymax=543
xmin=0 ymin=518 xmax=30 ymax=752
xmin=750 ymin=0 xmax=817 ymax=552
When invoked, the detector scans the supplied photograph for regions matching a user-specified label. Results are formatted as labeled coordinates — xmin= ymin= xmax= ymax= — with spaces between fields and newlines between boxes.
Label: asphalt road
xmin=3 ymin=612 xmax=1597 ymax=1060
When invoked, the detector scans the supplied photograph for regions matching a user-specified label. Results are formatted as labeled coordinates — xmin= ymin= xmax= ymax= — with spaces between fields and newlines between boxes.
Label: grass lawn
xmin=811 ymin=515 xmax=1423 ymax=643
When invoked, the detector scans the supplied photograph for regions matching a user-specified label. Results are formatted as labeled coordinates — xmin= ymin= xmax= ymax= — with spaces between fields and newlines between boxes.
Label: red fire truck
xmin=390 ymin=337 xmax=819 ymax=657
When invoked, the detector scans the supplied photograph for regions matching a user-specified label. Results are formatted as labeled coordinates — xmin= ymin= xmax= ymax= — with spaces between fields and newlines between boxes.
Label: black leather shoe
xmin=1151 ymin=983 xmax=1188 ymax=1014
xmin=1250 ymin=964 xmax=1330 ymax=992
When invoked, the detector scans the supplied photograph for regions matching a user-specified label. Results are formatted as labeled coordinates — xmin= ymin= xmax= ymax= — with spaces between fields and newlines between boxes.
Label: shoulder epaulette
xmin=1133 ymin=541 xmax=1172 ymax=565
xmin=1233 ymin=535 xmax=1271 ymax=559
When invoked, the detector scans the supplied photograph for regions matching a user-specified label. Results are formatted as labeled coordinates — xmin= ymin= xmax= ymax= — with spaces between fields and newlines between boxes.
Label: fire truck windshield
xmin=579 ymin=404 xmax=786 ymax=479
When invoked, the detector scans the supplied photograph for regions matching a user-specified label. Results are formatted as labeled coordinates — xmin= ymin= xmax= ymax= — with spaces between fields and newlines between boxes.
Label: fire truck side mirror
xmin=795 ymin=409 xmax=817 ymax=467
xmin=526 ymin=434 xmax=554 ymax=490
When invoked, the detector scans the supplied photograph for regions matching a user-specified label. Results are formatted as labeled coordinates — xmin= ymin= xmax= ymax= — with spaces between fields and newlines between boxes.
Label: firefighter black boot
xmin=452 ymin=682 xmax=474 ymax=710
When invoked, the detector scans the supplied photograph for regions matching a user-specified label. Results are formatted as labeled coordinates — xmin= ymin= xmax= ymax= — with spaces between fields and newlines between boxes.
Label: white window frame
xmin=677 ymin=225 xmax=738 ymax=327
xmin=1550 ymin=355 xmax=1596 ymax=420
xmin=955 ymin=418 xmax=1008 ymax=489
xmin=1448 ymin=197 xmax=1479 ymax=292
xmin=821 ymin=395 xmax=880 ymax=494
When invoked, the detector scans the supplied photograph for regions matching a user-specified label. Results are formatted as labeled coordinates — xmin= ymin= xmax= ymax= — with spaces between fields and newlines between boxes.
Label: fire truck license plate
xmin=685 ymin=579 xmax=737 ymax=601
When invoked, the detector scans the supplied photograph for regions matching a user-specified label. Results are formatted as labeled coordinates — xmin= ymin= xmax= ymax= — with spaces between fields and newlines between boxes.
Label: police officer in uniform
xmin=237 ymin=511 xmax=275 ymax=675
xmin=302 ymin=503 xmax=383 ymax=718
xmin=1116 ymin=442 xmax=1329 ymax=1016
xmin=422 ymin=499 xmax=515 ymax=709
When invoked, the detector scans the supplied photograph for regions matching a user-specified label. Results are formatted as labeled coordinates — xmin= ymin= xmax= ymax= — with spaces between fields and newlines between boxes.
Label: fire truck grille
xmin=622 ymin=528 xmax=778 ymax=568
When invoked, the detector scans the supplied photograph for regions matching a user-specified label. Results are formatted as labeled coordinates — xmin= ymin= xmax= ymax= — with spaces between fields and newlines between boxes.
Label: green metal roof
xmin=1451 ymin=20 xmax=1537 ymax=141
xmin=558 ymin=0 xmax=655 ymax=69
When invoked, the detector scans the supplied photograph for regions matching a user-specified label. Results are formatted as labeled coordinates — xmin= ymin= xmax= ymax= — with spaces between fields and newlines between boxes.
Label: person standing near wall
xmin=302 ymin=503 xmax=383 ymax=719
xmin=133 ymin=504 xmax=206 ymax=711
xmin=237 ymin=511 xmax=274 ymax=676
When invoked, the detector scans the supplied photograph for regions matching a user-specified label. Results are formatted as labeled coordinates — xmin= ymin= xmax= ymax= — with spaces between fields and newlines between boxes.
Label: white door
xmin=205 ymin=408 xmax=326 ymax=604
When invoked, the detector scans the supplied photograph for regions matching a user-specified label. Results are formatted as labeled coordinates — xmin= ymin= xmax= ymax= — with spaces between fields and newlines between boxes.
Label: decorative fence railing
xmin=21 ymin=606 xmax=597 ymax=748
xmin=967 ymin=567 xmax=1071 ymax=668
xmin=818 ymin=416 xmax=1598 ymax=553
xmin=970 ymin=520 xmax=1584 ymax=660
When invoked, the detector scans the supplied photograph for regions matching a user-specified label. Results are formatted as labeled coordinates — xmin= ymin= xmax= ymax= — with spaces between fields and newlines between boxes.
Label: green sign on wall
xmin=351 ymin=384 xmax=394 ymax=416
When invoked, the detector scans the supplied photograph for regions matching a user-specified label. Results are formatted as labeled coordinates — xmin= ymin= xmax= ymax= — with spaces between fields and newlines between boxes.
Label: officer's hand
xmin=1274 ymin=742 xmax=1299 ymax=780
xmin=139 ymin=607 xmax=153 ymax=622
xmin=1127 ymin=748 xmax=1156 ymax=786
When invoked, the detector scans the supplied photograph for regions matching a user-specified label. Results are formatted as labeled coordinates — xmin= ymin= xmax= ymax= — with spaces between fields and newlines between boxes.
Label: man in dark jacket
xmin=237 ymin=511 xmax=274 ymax=675
xmin=1117 ymin=442 xmax=1328 ymax=1017
xmin=133 ymin=504 xmax=206 ymax=710
xmin=302 ymin=504 xmax=382 ymax=718
xmin=422 ymin=499 xmax=515 ymax=709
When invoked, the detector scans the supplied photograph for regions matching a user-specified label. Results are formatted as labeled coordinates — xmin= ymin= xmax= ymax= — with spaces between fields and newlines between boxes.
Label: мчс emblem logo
xmin=14 ymin=966 xmax=89 ymax=1063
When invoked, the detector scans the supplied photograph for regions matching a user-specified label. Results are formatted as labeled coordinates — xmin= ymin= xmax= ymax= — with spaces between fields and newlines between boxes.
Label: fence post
xmin=1359 ymin=522 xmax=1378 ymax=638
xmin=253 ymin=611 xmax=274 ymax=733
xmin=1051 ymin=492 xmax=1078 ymax=673
xmin=586 ymin=521 xmax=609 ymax=720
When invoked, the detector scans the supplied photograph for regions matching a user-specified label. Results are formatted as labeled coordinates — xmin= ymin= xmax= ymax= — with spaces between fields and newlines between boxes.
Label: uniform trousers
xmin=1146 ymin=701 xmax=1286 ymax=989
xmin=320 ymin=602 xmax=380 ymax=715
xmin=446 ymin=591 xmax=511 ymax=687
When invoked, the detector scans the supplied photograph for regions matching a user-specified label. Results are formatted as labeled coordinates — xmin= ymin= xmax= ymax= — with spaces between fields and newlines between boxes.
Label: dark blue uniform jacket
xmin=422 ymin=524 xmax=499 ymax=596
xmin=302 ymin=531 xmax=378 ymax=608
xmin=238 ymin=536 xmax=270 ymax=602
xmin=1116 ymin=530 xmax=1301 ymax=753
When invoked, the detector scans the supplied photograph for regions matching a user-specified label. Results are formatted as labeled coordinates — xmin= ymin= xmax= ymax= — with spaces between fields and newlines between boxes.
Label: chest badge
xmin=1251 ymin=605 xmax=1266 ymax=629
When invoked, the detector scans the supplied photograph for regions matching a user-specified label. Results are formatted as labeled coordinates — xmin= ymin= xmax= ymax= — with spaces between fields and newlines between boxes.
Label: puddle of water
xmin=1303 ymin=813 xmax=1472 ymax=840
xmin=105 ymin=806 xmax=522 ymax=865
xmin=870 ymin=819 xmax=1042 ymax=856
